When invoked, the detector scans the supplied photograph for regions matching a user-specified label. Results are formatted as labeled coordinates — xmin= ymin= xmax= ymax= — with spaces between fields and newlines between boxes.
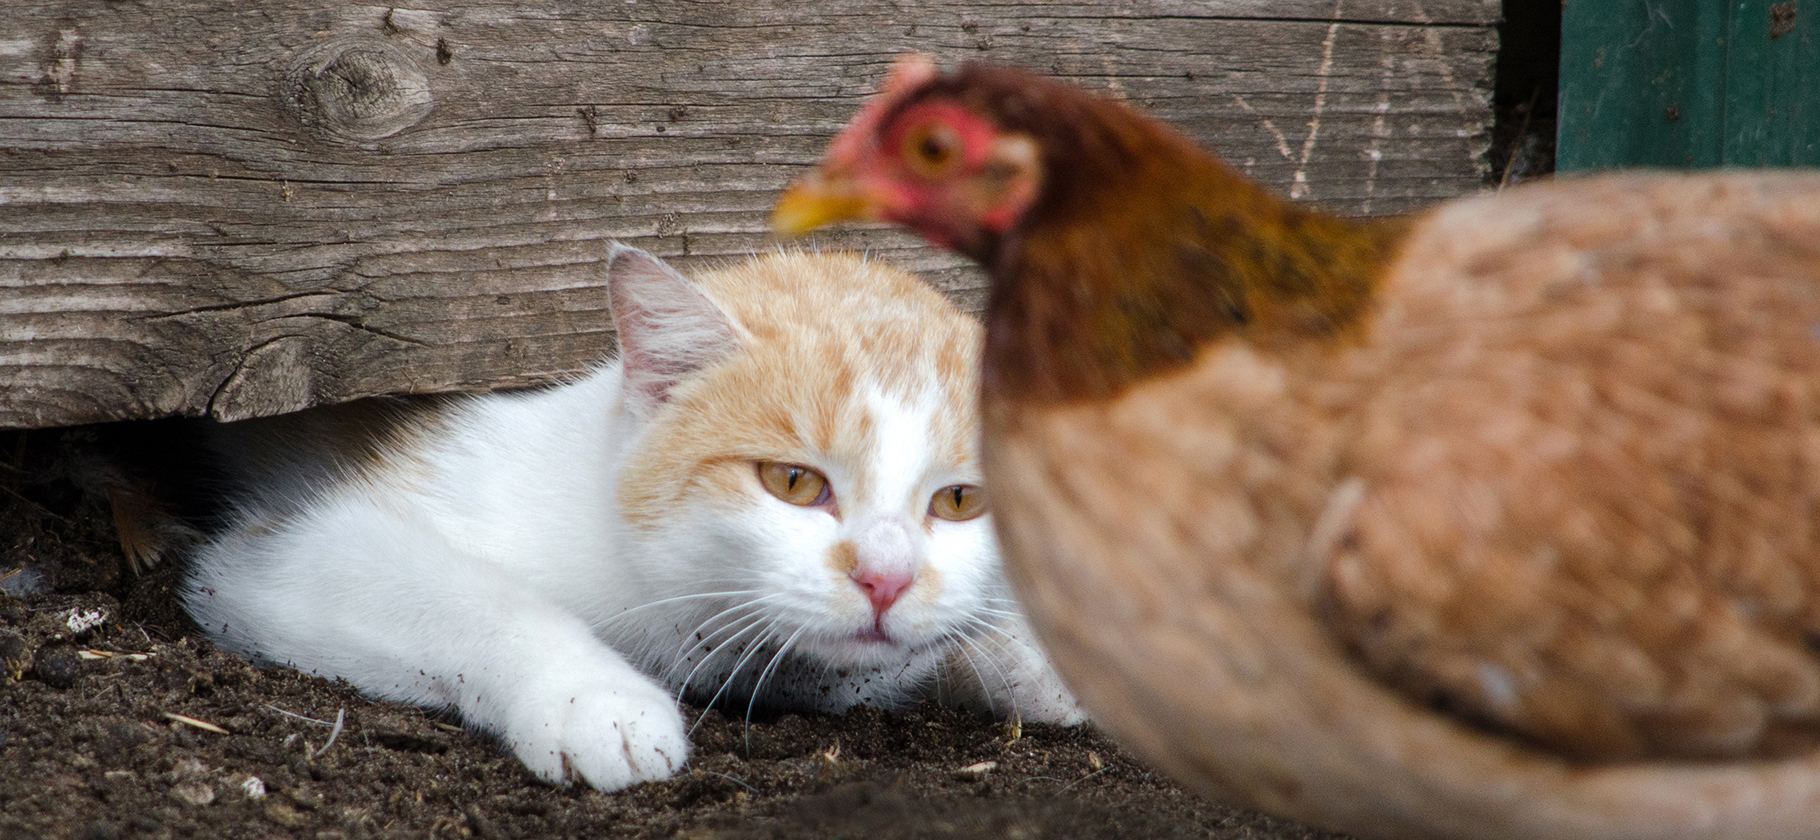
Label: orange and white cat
xmin=181 ymin=248 xmax=1082 ymax=790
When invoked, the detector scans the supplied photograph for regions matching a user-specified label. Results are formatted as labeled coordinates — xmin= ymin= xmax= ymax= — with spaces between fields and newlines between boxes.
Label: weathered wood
xmin=0 ymin=0 xmax=1497 ymax=429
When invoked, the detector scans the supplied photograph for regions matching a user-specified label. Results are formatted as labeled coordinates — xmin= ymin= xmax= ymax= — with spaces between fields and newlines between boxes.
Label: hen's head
xmin=773 ymin=56 xmax=1051 ymax=261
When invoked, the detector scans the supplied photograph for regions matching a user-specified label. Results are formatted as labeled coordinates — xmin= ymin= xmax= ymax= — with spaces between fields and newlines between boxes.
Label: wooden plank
xmin=0 ymin=0 xmax=1496 ymax=429
xmin=1558 ymin=0 xmax=1818 ymax=171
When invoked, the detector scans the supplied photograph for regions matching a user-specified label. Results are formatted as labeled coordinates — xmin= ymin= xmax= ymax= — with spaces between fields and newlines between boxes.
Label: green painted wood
xmin=1559 ymin=0 xmax=1818 ymax=171
xmin=1726 ymin=1 xmax=1820 ymax=163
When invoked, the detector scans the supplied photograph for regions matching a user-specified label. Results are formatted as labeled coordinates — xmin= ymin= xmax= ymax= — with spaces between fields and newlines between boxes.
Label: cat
xmin=180 ymin=247 xmax=1083 ymax=791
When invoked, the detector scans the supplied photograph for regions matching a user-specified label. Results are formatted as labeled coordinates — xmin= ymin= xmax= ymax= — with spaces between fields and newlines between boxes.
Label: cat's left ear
xmin=605 ymin=245 xmax=742 ymax=417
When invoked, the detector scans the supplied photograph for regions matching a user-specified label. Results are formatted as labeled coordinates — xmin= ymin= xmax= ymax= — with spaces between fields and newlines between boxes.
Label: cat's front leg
xmin=183 ymin=502 xmax=690 ymax=790
xmin=474 ymin=621 xmax=692 ymax=789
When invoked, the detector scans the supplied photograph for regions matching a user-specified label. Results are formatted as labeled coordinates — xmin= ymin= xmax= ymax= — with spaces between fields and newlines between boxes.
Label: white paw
xmin=501 ymin=673 xmax=691 ymax=791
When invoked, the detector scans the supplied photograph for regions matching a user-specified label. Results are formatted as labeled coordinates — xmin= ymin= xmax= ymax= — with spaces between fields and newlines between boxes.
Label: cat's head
xmin=605 ymin=246 xmax=1001 ymax=673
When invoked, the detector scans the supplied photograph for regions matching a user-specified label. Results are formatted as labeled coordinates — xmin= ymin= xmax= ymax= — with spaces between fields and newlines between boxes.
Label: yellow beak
xmin=771 ymin=171 xmax=876 ymax=238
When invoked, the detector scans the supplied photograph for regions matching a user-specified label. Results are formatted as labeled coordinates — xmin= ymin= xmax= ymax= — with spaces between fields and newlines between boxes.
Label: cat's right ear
xmin=605 ymin=245 xmax=742 ymax=418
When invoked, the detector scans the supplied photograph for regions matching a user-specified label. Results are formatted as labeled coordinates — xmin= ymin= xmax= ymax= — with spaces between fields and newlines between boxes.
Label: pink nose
xmin=851 ymin=568 xmax=915 ymax=616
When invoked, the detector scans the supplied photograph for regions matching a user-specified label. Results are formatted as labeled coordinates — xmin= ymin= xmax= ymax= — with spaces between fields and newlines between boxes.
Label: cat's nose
xmin=852 ymin=568 xmax=915 ymax=616
xmin=852 ymin=519 xmax=919 ymax=617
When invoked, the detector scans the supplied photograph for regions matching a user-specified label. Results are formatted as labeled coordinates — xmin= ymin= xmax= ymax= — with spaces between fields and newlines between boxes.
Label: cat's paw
xmin=502 ymin=674 xmax=691 ymax=791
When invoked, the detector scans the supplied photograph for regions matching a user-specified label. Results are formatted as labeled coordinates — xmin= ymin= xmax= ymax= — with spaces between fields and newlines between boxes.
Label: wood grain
xmin=0 ymin=0 xmax=1497 ymax=428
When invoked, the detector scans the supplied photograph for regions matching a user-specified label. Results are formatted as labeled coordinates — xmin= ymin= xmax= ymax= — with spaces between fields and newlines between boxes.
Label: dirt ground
xmin=0 ymin=425 xmax=1348 ymax=840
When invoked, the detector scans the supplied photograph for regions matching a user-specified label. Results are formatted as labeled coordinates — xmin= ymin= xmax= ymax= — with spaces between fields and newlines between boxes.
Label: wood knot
xmin=282 ymin=40 xmax=431 ymax=144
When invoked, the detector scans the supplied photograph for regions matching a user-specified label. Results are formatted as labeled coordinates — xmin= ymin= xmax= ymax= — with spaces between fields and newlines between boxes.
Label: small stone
xmin=93 ymin=721 xmax=155 ymax=759
xmin=171 ymin=757 xmax=209 ymax=777
xmin=286 ymin=786 xmax=323 ymax=810
xmin=240 ymin=775 xmax=268 ymax=799
xmin=29 ymin=644 xmax=82 ymax=689
xmin=0 ymin=592 xmax=26 ymax=621
xmin=0 ymin=628 xmax=31 ymax=679
xmin=63 ymin=606 xmax=109 ymax=635
xmin=170 ymin=780 xmax=216 ymax=807
xmin=464 ymin=803 xmax=501 ymax=840
xmin=954 ymin=760 xmax=999 ymax=779
xmin=264 ymin=801 xmax=309 ymax=828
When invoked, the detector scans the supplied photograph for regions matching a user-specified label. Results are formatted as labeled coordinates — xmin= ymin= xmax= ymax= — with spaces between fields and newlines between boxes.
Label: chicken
xmin=774 ymin=55 xmax=1820 ymax=839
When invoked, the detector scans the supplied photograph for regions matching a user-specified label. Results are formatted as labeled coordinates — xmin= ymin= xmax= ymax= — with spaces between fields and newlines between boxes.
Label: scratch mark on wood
xmin=1231 ymin=94 xmax=1295 ymax=162
xmin=1292 ymin=1 xmax=1344 ymax=199
xmin=1361 ymin=54 xmax=1394 ymax=215
xmin=42 ymin=28 xmax=80 ymax=97
xmin=1409 ymin=0 xmax=1474 ymax=141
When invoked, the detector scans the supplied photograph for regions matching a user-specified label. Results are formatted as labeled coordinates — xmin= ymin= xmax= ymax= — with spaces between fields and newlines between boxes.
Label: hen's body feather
xmin=779 ymin=57 xmax=1820 ymax=838
xmin=990 ymin=172 xmax=1820 ymax=837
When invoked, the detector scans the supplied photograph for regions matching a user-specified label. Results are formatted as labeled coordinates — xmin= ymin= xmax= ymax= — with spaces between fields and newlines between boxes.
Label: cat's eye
xmin=902 ymin=121 xmax=962 ymax=178
xmin=757 ymin=462 xmax=831 ymax=507
xmin=929 ymin=484 xmax=987 ymax=521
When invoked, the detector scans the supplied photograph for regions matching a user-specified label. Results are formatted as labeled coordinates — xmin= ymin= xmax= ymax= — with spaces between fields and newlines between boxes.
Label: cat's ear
xmin=606 ymin=245 xmax=741 ymax=417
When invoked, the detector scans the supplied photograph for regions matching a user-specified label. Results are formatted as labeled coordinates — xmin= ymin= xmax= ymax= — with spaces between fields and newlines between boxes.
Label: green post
xmin=1558 ymin=0 xmax=1818 ymax=170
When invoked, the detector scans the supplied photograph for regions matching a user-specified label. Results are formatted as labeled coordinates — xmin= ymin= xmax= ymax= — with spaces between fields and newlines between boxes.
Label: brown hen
xmin=776 ymin=56 xmax=1820 ymax=839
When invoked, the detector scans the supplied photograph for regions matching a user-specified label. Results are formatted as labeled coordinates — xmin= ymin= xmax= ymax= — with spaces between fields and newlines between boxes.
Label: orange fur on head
xmin=617 ymin=251 xmax=982 ymax=530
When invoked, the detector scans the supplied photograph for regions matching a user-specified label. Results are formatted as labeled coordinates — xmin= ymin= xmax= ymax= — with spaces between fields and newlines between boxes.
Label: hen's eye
xmin=902 ymin=122 xmax=962 ymax=177
xmin=930 ymin=484 xmax=987 ymax=521
xmin=758 ymin=461 xmax=830 ymax=507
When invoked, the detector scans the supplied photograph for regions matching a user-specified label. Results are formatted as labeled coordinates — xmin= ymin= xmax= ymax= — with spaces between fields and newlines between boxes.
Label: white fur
xmin=181 ymin=247 xmax=1081 ymax=792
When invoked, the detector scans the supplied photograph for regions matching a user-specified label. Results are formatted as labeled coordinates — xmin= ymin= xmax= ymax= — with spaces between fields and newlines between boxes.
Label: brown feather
xmin=1325 ymin=173 xmax=1820 ymax=761
xmin=987 ymin=171 xmax=1820 ymax=838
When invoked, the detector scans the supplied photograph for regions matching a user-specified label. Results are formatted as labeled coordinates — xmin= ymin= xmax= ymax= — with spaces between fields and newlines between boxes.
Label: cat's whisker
xmin=690 ymin=619 xmax=787 ymax=737
xmin=663 ymin=609 xmax=761 ymax=686
xmin=678 ymin=593 xmax=788 ymax=638
xmin=667 ymin=612 xmax=770 ymax=697
xmin=724 ymin=621 xmax=786 ymax=693
xmin=671 ymin=611 xmax=772 ymax=699
xmin=974 ymin=606 xmax=1028 ymax=621
xmin=811 ymin=655 xmax=839 ymax=695
xmin=952 ymin=620 xmax=1023 ymax=718
xmin=959 ymin=612 xmax=1048 ymax=662
xmin=963 ymin=616 xmax=1018 ymax=660
xmin=744 ymin=626 xmax=807 ymax=747
xmin=960 ymin=616 xmax=1026 ymax=665
xmin=748 ymin=627 xmax=804 ymax=716
xmin=592 ymin=589 xmax=767 ymax=630
xmin=662 ymin=595 xmax=788 ymax=681
xmin=930 ymin=655 xmax=945 ymax=707
xmin=941 ymin=629 xmax=1003 ymax=718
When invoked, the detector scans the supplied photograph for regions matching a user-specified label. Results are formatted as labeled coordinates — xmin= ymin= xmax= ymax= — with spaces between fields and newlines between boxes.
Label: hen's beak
xmin=772 ymin=169 xmax=877 ymax=237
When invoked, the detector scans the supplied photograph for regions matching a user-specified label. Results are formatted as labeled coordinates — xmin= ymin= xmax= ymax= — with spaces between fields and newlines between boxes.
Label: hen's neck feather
xmin=967 ymin=70 xmax=1408 ymax=405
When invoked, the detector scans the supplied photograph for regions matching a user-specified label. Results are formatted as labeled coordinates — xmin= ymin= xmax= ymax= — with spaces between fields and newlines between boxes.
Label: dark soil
xmin=0 ymin=426 xmax=1348 ymax=840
